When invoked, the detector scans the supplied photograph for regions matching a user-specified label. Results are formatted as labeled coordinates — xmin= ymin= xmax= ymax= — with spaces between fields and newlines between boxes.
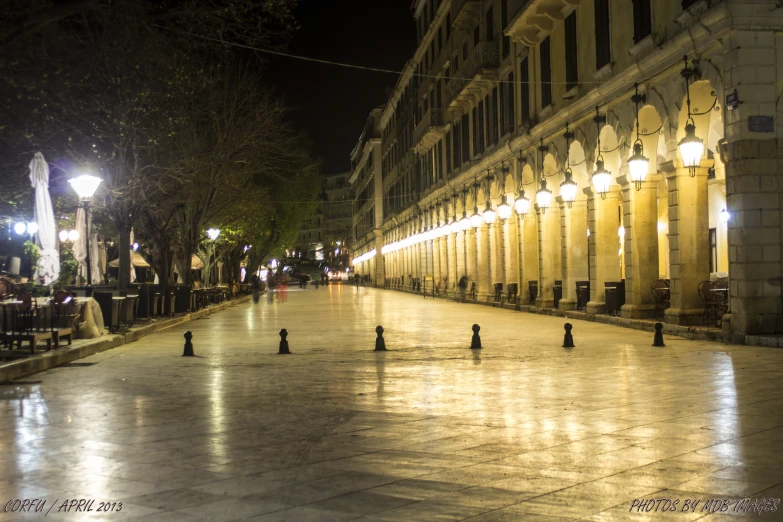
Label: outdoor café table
xmin=72 ymin=297 xmax=106 ymax=339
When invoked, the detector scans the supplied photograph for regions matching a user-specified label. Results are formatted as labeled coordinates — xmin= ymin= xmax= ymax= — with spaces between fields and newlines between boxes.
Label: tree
xmin=0 ymin=0 xmax=300 ymax=288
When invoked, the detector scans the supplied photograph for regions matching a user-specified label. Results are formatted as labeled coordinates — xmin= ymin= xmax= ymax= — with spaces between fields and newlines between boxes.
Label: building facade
xmin=350 ymin=0 xmax=783 ymax=338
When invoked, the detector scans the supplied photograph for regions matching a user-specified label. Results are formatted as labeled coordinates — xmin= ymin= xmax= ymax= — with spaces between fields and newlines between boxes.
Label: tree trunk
xmin=118 ymin=225 xmax=131 ymax=290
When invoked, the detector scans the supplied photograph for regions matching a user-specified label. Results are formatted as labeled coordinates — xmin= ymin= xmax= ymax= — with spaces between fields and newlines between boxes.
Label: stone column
xmin=455 ymin=227 xmax=465 ymax=281
xmin=585 ymin=186 xmax=622 ymax=314
xmin=373 ymin=229 xmax=385 ymax=287
xmin=619 ymin=175 xmax=659 ymax=318
xmin=488 ymin=222 xmax=499 ymax=292
xmin=561 ymin=199 xmax=589 ymax=310
xmin=477 ymin=224 xmax=490 ymax=299
xmin=507 ymin=216 xmax=519 ymax=288
xmin=521 ymin=211 xmax=539 ymax=304
xmin=447 ymin=232 xmax=456 ymax=292
xmin=440 ymin=236 xmax=448 ymax=293
xmin=466 ymin=227 xmax=477 ymax=294
xmin=536 ymin=206 xmax=560 ymax=308
xmin=664 ymin=168 xmax=710 ymax=325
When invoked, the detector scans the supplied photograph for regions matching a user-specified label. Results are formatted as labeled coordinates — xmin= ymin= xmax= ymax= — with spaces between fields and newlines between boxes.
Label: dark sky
xmin=264 ymin=1 xmax=417 ymax=176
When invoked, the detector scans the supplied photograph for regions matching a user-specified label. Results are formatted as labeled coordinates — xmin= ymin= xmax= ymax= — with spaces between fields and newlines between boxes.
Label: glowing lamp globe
xmin=459 ymin=214 xmax=471 ymax=230
xmin=628 ymin=141 xmax=649 ymax=188
xmin=206 ymin=228 xmax=220 ymax=241
xmin=497 ymin=196 xmax=513 ymax=221
xmin=27 ymin=222 xmax=39 ymax=235
xmin=536 ymin=180 xmax=553 ymax=212
xmin=13 ymin=222 xmax=26 ymax=235
xmin=719 ymin=208 xmax=730 ymax=224
xmin=450 ymin=220 xmax=461 ymax=234
xmin=68 ymin=174 xmax=102 ymax=200
xmin=678 ymin=121 xmax=704 ymax=173
xmin=482 ymin=202 xmax=496 ymax=224
xmin=68 ymin=230 xmax=80 ymax=241
xmin=515 ymin=193 xmax=530 ymax=215
xmin=559 ymin=173 xmax=578 ymax=207
xmin=592 ymin=158 xmax=612 ymax=198
xmin=58 ymin=230 xmax=69 ymax=242
xmin=470 ymin=208 xmax=483 ymax=229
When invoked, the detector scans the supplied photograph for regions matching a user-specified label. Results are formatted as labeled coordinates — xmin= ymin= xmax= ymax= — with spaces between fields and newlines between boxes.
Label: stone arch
xmin=568 ymin=140 xmax=589 ymax=196
xmin=596 ymin=124 xmax=621 ymax=177
xmin=629 ymin=104 xmax=664 ymax=176
xmin=675 ymin=79 xmax=719 ymax=164
xmin=543 ymin=153 xmax=559 ymax=196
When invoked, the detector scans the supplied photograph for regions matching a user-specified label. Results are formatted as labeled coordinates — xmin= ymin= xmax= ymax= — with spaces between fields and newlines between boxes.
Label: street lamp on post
xmin=68 ymin=174 xmax=102 ymax=296
xmin=207 ymin=228 xmax=220 ymax=285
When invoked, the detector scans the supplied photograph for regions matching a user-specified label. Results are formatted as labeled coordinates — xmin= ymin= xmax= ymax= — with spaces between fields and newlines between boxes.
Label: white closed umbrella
xmin=30 ymin=152 xmax=60 ymax=285
xmin=129 ymin=228 xmax=137 ymax=283
xmin=73 ymin=207 xmax=87 ymax=279
xmin=90 ymin=232 xmax=102 ymax=284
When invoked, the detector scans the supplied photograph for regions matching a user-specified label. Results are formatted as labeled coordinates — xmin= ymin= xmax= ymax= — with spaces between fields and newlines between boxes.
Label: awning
xmin=108 ymin=251 xmax=150 ymax=268
xmin=191 ymin=255 xmax=204 ymax=269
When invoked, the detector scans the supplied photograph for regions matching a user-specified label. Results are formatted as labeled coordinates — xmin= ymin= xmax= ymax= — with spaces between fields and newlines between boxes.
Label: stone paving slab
xmin=0 ymin=287 xmax=782 ymax=521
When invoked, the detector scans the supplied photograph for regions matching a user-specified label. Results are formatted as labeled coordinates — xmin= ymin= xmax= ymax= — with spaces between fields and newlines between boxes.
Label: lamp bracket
xmin=631 ymin=92 xmax=646 ymax=105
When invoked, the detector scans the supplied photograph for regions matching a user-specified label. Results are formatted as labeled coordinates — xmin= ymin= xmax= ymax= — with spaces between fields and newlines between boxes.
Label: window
xmin=594 ymin=0 xmax=611 ymax=70
xmin=709 ymin=228 xmax=717 ymax=273
xmin=446 ymin=131 xmax=452 ymax=174
xmin=436 ymin=141 xmax=443 ymax=181
xmin=446 ymin=14 xmax=451 ymax=39
xmin=565 ymin=11 xmax=578 ymax=91
xmin=461 ymin=114 xmax=470 ymax=160
xmin=540 ymin=37 xmax=552 ymax=109
xmin=472 ymin=106 xmax=478 ymax=156
xmin=453 ymin=121 xmax=461 ymax=168
xmin=438 ymin=27 xmax=442 ymax=53
xmin=501 ymin=0 xmax=510 ymax=58
xmin=478 ymin=99 xmax=485 ymax=154
xmin=632 ymin=0 xmax=652 ymax=43
xmin=486 ymin=7 xmax=494 ymax=41
xmin=682 ymin=0 xmax=698 ymax=8
xmin=473 ymin=25 xmax=480 ymax=46
xmin=491 ymin=87 xmax=499 ymax=145
xmin=520 ymin=56 xmax=530 ymax=123
xmin=506 ymin=71 xmax=515 ymax=131
xmin=463 ymin=42 xmax=468 ymax=61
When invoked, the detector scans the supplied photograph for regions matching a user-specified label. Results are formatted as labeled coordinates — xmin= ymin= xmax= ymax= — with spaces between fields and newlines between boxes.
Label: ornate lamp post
xmin=628 ymin=83 xmax=650 ymax=190
xmin=560 ymin=125 xmax=578 ymax=208
xmin=592 ymin=109 xmax=611 ymax=200
xmin=207 ymin=228 xmax=220 ymax=285
xmin=678 ymin=56 xmax=705 ymax=177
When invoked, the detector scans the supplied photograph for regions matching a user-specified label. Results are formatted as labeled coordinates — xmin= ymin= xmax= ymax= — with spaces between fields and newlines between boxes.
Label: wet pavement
xmin=1 ymin=285 xmax=782 ymax=521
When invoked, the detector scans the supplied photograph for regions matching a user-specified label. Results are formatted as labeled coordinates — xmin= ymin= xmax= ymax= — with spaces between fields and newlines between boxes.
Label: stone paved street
xmin=1 ymin=286 xmax=783 ymax=521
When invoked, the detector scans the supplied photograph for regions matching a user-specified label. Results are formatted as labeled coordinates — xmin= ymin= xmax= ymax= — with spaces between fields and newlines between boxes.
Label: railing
xmin=507 ymin=0 xmax=534 ymax=27
xmin=446 ymin=41 xmax=500 ymax=103
xmin=412 ymin=108 xmax=444 ymax=146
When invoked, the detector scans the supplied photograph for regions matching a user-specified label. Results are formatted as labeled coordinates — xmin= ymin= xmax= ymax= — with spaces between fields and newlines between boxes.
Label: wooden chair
xmin=651 ymin=279 xmax=671 ymax=319
xmin=698 ymin=280 xmax=723 ymax=326
xmin=49 ymin=291 xmax=75 ymax=349
xmin=3 ymin=292 xmax=52 ymax=353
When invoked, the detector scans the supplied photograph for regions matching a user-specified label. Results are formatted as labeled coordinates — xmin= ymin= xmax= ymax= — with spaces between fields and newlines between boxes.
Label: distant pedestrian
xmin=458 ymin=275 xmax=468 ymax=303
xmin=250 ymin=274 xmax=261 ymax=304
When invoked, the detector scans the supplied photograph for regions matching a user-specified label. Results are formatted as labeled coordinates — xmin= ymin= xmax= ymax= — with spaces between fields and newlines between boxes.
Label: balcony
xmin=412 ymin=108 xmax=446 ymax=154
xmin=446 ymin=41 xmax=500 ymax=109
xmin=505 ymin=0 xmax=580 ymax=46
xmin=451 ymin=0 xmax=483 ymax=33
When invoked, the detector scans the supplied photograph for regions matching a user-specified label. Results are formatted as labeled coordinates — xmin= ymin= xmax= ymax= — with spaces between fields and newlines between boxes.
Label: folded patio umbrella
xmin=30 ymin=152 xmax=60 ymax=284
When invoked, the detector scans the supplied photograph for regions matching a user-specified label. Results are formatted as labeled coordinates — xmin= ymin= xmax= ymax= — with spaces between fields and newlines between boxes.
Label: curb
xmin=0 ymin=295 xmax=252 ymax=383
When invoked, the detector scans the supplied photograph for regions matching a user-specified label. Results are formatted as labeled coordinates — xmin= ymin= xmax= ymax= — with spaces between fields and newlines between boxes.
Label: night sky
xmin=264 ymin=0 xmax=417 ymax=176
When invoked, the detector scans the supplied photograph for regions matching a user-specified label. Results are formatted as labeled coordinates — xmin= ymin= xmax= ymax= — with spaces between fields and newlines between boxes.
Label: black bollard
xmin=182 ymin=331 xmax=194 ymax=357
xmin=562 ymin=323 xmax=575 ymax=348
xmin=375 ymin=325 xmax=387 ymax=351
xmin=470 ymin=324 xmax=482 ymax=349
xmin=278 ymin=329 xmax=291 ymax=354
xmin=653 ymin=322 xmax=665 ymax=347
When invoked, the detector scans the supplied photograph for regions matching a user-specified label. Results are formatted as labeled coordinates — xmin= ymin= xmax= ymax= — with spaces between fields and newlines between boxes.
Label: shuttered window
xmin=507 ymin=72 xmax=515 ymax=131
xmin=501 ymin=0 xmax=510 ymax=58
xmin=520 ymin=56 xmax=530 ymax=123
xmin=461 ymin=114 xmax=470 ymax=161
xmin=491 ymin=87 xmax=499 ymax=145
xmin=632 ymin=0 xmax=652 ymax=43
xmin=540 ymin=37 xmax=552 ymax=109
xmin=594 ymin=0 xmax=611 ymax=70
xmin=564 ymin=11 xmax=578 ymax=91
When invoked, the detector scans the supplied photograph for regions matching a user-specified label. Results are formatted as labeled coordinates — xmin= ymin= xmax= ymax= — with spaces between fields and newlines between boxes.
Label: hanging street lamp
xmin=560 ymin=124 xmax=577 ymax=208
xmin=678 ymin=56 xmax=705 ymax=177
xmin=628 ymin=83 xmax=650 ymax=190
xmin=592 ymin=109 xmax=611 ymax=200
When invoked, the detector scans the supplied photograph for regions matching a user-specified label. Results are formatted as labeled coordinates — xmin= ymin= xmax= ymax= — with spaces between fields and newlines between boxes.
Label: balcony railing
xmin=446 ymin=41 xmax=500 ymax=104
xmin=412 ymin=108 xmax=445 ymax=148
xmin=507 ymin=0 xmax=534 ymax=27
xmin=451 ymin=0 xmax=483 ymax=31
